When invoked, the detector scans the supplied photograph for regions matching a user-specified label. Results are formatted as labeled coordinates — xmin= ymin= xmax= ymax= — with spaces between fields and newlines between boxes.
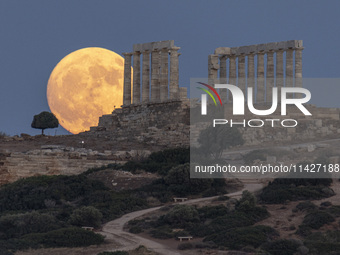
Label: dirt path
xmin=100 ymin=182 xmax=263 ymax=255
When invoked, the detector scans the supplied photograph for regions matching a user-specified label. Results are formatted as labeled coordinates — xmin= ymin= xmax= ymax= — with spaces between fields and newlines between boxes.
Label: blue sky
xmin=0 ymin=0 xmax=339 ymax=135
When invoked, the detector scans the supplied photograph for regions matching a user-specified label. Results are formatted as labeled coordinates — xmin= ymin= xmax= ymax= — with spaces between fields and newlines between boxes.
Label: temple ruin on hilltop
xmin=84 ymin=40 xmax=340 ymax=147
xmin=208 ymin=40 xmax=304 ymax=102
xmin=87 ymin=40 xmax=190 ymax=147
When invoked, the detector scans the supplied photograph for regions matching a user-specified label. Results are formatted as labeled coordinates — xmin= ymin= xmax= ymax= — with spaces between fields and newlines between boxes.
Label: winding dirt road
xmin=100 ymin=182 xmax=263 ymax=255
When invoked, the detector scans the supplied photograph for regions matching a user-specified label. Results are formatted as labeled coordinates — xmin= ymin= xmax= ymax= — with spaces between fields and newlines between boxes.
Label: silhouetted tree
xmin=31 ymin=111 xmax=59 ymax=135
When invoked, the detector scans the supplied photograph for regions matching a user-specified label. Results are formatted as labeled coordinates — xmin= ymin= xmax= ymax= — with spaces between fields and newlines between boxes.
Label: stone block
xmin=133 ymin=40 xmax=174 ymax=52
xmin=214 ymin=47 xmax=231 ymax=55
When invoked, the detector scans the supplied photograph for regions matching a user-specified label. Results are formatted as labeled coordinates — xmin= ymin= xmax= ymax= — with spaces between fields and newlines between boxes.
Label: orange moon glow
xmin=47 ymin=47 xmax=126 ymax=134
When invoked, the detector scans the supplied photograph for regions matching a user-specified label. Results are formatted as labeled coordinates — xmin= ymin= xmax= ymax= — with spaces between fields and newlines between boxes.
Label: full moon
xmin=47 ymin=47 xmax=126 ymax=134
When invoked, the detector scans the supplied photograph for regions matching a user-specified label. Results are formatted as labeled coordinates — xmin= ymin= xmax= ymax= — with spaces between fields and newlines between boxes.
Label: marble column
xmin=266 ymin=51 xmax=274 ymax=103
xmin=208 ymin=54 xmax=219 ymax=82
xmin=238 ymin=54 xmax=246 ymax=91
xmin=276 ymin=49 xmax=284 ymax=90
xmin=160 ymin=48 xmax=169 ymax=101
xmin=256 ymin=52 xmax=265 ymax=103
xmin=295 ymin=47 xmax=303 ymax=98
xmin=286 ymin=48 xmax=294 ymax=88
xmin=142 ymin=51 xmax=150 ymax=103
xmin=247 ymin=53 xmax=255 ymax=90
xmin=219 ymin=55 xmax=227 ymax=103
xmin=151 ymin=50 xmax=160 ymax=102
xmin=228 ymin=55 xmax=236 ymax=102
xmin=170 ymin=47 xmax=180 ymax=99
xmin=219 ymin=55 xmax=227 ymax=82
xmin=132 ymin=51 xmax=141 ymax=104
xmin=123 ymin=52 xmax=132 ymax=105
xmin=229 ymin=55 xmax=236 ymax=84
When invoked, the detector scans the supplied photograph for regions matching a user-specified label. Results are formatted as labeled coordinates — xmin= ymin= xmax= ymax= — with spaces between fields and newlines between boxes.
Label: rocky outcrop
xmin=0 ymin=146 xmax=150 ymax=186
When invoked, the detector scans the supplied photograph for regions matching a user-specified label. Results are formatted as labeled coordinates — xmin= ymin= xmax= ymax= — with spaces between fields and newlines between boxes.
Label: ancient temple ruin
xmin=208 ymin=40 xmax=304 ymax=103
xmin=85 ymin=39 xmax=339 ymax=149
xmin=88 ymin=41 xmax=190 ymax=148
xmin=122 ymin=40 xmax=186 ymax=105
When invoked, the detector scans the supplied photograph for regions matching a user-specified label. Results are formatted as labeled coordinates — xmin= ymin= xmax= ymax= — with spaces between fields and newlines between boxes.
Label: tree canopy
xmin=31 ymin=111 xmax=59 ymax=135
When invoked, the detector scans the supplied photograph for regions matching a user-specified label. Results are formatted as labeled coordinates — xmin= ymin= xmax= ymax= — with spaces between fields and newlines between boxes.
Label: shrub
xmin=197 ymin=205 xmax=229 ymax=220
xmin=187 ymin=223 xmax=214 ymax=237
xmin=22 ymin=227 xmax=104 ymax=247
xmin=260 ymin=181 xmax=333 ymax=204
xmin=162 ymin=205 xmax=199 ymax=228
xmin=129 ymin=226 xmax=143 ymax=234
xmin=206 ymin=206 xmax=269 ymax=235
xmin=123 ymin=147 xmax=189 ymax=175
xmin=0 ymin=211 xmax=62 ymax=239
xmin=270 ymin=177 xmax=332 ymax=187
xmin=69 ymin=206 xmax=103 ymax=228
xmin=302 ymin=211 xmax=335 ymax=229
xmin=0 ymin=238 xmax=36 ymax=253
xmin=296 ymin=201 xmax=317 ymax=212
xmin=149 ymin=226 xmax=174 ymax=239
xmin=295 ymin=225 xmax=312 ymax=237
xmin=82 ymin=163 xmax=121 ymax=176
xmin=320 ymin=201 xmax=332 ymax=207
xmin=305 ymin=231 xmax=340 ymax=254
xmin=0 ymin=175 xmax=107 ymax=213
xmin=262 ymin=239 xmax=300 ymax=255
xmin=327 ymin=205 xmax=340 ymax=217
xmin=164 ymin=163 xmax=213 ymax=196
xmin=236 ymin=190 xmax=257 ymax=212
xmin=204 ymin=225 xmax=278 ymax=250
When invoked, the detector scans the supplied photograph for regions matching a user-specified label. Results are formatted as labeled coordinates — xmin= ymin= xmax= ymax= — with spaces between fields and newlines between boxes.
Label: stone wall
xmin=0 ymin=145 xmax=148 ymax=186
xmin=86 ymin=99 xmax=190 ymax=147
xmin=84 ymin=97 xmax=340 ymax=148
